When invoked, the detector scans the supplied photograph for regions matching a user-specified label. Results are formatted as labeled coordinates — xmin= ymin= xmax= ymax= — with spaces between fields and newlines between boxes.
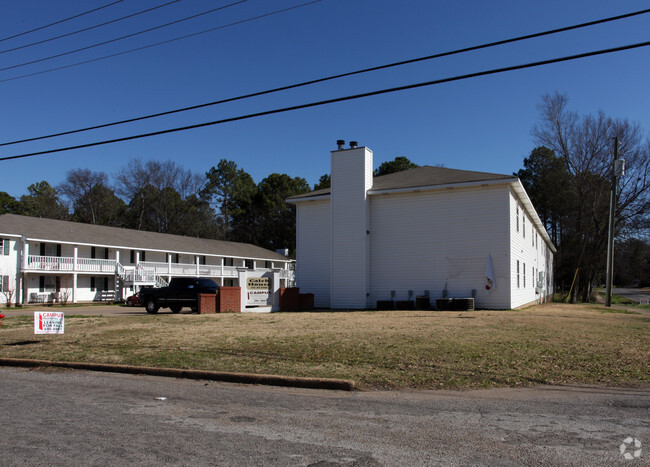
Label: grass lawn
xmin=1 ymin=302 xmax=648 ymax=390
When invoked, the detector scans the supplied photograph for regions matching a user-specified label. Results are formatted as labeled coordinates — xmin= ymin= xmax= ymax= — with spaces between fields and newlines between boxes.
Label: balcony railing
xmin=26 ymin=256 xmax=294 ymax=282
xmin=26 ymin=255 xmax=115 ymax=273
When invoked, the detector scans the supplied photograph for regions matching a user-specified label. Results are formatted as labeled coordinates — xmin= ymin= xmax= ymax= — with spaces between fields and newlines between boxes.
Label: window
xmin=197 ymin=255 xmax=206 ymax=265
xmin=171 ymin=253 xmax=180 ymax=263
xmin=224 ymin=257 xmax=234 ymax=267
xmin=131 ymin=250 xmax=146 ymax=263
xmin=39 ymin=276 xmax=59 ymax=293
xmin=265 ymin=261 xmax=273 ymax=268
xmin=91 ymin=247 xmax=109 ymax=259
xmin=245 ymin=259 xmax=254 ymax=270
xmin=517 ymin=260 xmax=520 ymax=288
xmin=40 ymin=243 xmax=61 ymax=257
xmin=1 ymin=238 xmax=9 ymax=255
xmin=532 ymin=229 xmax=535 ymax=247
xmin=523 ymin=216 xmax=526 ymax=238
xmin=523 ymin=263 xmax=526 ymax=288
xmin=1 ymin=275 xmax=8 ymax=292
xmin=516 ymin=207 xmax=519 ymax=232
xmin=90 ymin=277 xmax=109 ymax=291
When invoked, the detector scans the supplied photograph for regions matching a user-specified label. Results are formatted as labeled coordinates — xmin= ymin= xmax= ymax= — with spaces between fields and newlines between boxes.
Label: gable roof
xmin=0 ymin=214 xmax=289 ymax=261
xmin=287 ymin=166 xmax=516 ymax=201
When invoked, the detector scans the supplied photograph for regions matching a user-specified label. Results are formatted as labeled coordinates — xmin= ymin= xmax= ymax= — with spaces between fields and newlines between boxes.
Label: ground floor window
xmin=90 ymin=277 xmax=109 ymax=291
xmin=516 ymin=260 xmax=520 ymax=288
xmin=39 ymin=276 xmax=60 ymax=293
xmin=1 ymin=275 xmax=9 ymax=292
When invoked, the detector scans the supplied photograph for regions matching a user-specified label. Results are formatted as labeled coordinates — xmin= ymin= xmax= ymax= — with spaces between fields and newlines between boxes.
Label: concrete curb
xmin=0 ymin=358 xmax=356 ymax=391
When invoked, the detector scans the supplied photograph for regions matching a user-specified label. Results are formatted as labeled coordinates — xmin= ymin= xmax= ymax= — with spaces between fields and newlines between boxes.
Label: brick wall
xmin=198 ymin=294 xmax=216 ymax=314
xmin=217 ymin=287 xmax=241 ymax=313
xmin=299 ymin=293 xmax=314 ymax=311
xmin=280 ymin=287 xmax=300 ymax=311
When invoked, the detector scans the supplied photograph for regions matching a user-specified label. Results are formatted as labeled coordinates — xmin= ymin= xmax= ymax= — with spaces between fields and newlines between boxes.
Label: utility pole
xmin=605 ymin=136 xmax=624 ymax=307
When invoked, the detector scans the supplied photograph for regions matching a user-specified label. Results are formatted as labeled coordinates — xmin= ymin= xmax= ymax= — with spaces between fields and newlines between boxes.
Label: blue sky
xmin=1 ymin=0 xmax=648 ymax=199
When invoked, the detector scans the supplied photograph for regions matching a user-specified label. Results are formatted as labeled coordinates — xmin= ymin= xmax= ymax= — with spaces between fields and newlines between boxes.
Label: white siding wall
xmin=0 ymin=236 xmax=21 ymax=304
xmin=369 ymin=185 xmax=512 ymax=309
xmin=509 ymin=189 xmax=554 ymax=308
xmin=330 ymin=147 xmax=373 ymax=308
xmin=296 ymin=200 xmax=331 ymax=307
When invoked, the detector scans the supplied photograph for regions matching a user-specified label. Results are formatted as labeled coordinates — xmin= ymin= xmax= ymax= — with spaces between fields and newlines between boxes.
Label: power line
xmin=2 ymin=40 xmax=648 ymax=162
xmin=1 ymin=7 xmax=647 ymax=147
xmin=0 ymin=0 xmax=324 ymax=86
xmin=0 ymin=0 xmax=181 ymax=55
xmin=0 ymin=1 xmax=124 ymax=43
xmin=0 ymin=0 xmax=249 ymax=73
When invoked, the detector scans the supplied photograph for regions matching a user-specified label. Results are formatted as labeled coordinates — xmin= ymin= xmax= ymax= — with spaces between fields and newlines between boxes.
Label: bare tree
xmin=533 ymin=92 xmax=650 ymax=301
xmin=0 ymin=270 xmax=16 ymax=307
xmin=114 ymin=159 xmax=206 ymax=233
xmin=58 ymin=169 xmax=125 ymax=225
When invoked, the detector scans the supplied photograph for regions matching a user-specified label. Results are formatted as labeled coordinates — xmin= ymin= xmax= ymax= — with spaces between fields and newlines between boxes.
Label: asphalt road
xmin=0 ymin=367 xmax=647 ymax=466
xmin=613 ymin=288 xmax=650 ymax=304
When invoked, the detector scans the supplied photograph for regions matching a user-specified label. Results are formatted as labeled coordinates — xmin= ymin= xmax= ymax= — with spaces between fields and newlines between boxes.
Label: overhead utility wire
xmin=1 ymin=7 xmax=647 ymax=148
xmin=0 ymin=0 xmax=181 ymax=55
xmin=1 ymin=40 xmax=648 ymax=162
xmin=0 ymin=0 xmax=322 ymax=87
xmin=0 ymin=0 xmax=323 ymax=86
xmin=0 ymin=0 xmax=249 ymax=73
xmin=0 ymin=0 xmax=123 ymax=43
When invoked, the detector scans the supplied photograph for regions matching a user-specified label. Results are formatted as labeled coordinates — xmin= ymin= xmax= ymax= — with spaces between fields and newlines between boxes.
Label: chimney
xmin=336 ymin=140 xmax=345 ymax=150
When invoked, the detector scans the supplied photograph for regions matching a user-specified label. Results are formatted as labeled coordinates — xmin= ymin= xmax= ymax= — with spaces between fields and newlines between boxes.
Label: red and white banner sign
xmin=34 ymin=312 xmax=65 ymax=334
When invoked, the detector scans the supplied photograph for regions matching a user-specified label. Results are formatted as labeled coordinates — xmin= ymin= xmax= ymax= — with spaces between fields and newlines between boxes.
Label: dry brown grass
xmin=1 ymin=303 xmax=648 ymax=389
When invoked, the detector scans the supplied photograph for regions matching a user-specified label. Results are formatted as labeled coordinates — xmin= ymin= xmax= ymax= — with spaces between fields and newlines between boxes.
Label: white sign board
xmin=34 ymin=312 xmax=64 ymax=334
xmin=246 ymin=277 xmax=271 ymax=305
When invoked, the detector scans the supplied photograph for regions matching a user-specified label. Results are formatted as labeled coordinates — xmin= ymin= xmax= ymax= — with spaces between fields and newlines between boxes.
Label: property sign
xmin=246 ymin=277 xmax=271 ymax=305
xmin=34 ymin=312 xmax=64 ymax=334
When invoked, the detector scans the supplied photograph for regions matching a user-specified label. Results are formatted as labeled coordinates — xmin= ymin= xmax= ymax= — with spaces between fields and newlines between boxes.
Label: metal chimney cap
xmin=349 ymin=141 xmax=358 ymax=148
xmin=336 ymin=140 xmax=345 ymax=150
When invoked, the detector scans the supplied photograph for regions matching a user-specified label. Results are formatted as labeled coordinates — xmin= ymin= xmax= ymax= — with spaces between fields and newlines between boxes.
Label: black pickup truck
xmin=139 ymin=277 xmax=219 ymax=314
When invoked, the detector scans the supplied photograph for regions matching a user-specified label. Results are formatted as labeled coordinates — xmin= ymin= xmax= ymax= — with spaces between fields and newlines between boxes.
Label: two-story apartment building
xmin=288 ymin=141 xmax=555 ymax=310
xmin=0 ymin=214 xmax=293 ymax=305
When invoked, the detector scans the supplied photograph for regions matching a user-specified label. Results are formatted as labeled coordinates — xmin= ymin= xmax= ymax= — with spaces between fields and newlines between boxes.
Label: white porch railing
xmin=140 ymin=261 xmax=241 ymax=278
xmin=76 ymin=258 xmax=116 ymax=273
xmin=26 ymin=255 xmax=115 ymax=272
xmin=26 ymin=255 xmax=293 ymax=284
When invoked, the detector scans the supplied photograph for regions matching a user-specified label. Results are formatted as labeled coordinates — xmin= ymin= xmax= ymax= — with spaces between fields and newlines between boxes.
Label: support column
xmin=237 ymin=267 xmax=248 ymax=311
xmin=271 ymin=268 xmax=281 ymax=311
xmin=73 ymin=273 xmax=78 ymax=304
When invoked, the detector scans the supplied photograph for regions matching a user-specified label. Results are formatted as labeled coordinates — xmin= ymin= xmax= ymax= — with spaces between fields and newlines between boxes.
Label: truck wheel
xmin=145 ymin=299 xmax=159 ymax=314
xmin=126 ymin=299 xmax=134 ymax=307
xmin=170 ymin=305 xmax=182 ymax=314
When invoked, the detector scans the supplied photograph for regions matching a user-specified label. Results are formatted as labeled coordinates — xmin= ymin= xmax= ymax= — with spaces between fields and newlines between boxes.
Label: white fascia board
xmin=367 ymin=178 xmax=518 ymax=196
xmin=286 ymin=194 xmax=331 ymax=204
xmin=510 ymin=179 xmax=557 ymax=253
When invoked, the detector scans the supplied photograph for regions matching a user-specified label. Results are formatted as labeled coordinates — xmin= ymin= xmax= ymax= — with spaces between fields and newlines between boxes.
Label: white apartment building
xmin=288 ymin=141 xmax=555 ymax=310
xmin=0 ymin=214 xmax=293 ymax=305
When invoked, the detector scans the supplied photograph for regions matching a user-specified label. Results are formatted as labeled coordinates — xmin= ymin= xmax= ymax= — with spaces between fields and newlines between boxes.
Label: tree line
xmin=0 ymin=159 xmax=311 ymax=254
